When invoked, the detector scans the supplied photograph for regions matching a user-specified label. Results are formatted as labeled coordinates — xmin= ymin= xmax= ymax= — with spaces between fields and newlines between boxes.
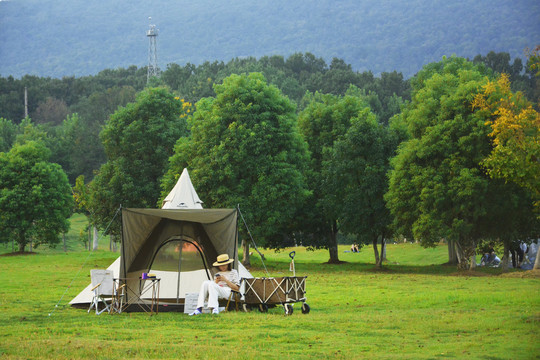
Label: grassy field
xmin=0 ymin=216 xmax=539 ymax=359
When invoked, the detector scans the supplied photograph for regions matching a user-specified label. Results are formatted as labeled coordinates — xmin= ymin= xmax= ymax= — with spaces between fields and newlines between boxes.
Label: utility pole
xmin=24 ymin=87 xmax=28 ymax=118
xmin=146 ymin=17 xmax=159 ymax=84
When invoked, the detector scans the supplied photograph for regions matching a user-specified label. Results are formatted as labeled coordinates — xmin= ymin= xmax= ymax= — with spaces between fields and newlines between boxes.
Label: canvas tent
xmin=120 ymin=207 xmax=238 ymax=305
xmin=70 ymin=168 xmax=252 ymax=310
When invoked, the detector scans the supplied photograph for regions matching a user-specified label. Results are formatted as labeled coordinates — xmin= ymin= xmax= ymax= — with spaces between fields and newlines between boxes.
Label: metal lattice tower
xmin=146 ymin=18 xmax=159 ymax=83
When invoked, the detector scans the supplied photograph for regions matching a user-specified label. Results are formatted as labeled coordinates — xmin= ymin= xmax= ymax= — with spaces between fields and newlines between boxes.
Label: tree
xmin=385 ymin=56 xmax=519 ymax=269
xmin=88 ymin=87 xmax=189 ymax=235
xmin=0 ymin=141 xmax=73 ymax=252
xmin=0 ymin=118 xmax=18 ymax=152
xmin=325 ymin=108 xmax=399 ymax=267
xmin=32 ymin=97 xmax=70 ymax=126
xmin=162 ymin=73 xmax=310 ymax=265
xmin=297 ymin=91 xmax=369 ymax=263
xmin=473 ymin=73 xmax=540 ymax=212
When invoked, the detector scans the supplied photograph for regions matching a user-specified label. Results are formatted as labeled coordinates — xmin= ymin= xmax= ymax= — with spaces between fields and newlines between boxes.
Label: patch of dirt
xmin=366 ymin=266 xmax=394 ymax=273
xmin=0 ymin=251 xmax=37 ymax=257
xmin=323 ymin=260 xmax=348 ymax=265
xmin=499 ymin=269 xmax=540 ymax=278
xmin=448 ymin=269 xmax=540 ymax=278
xmin=449 ymin=270 xmax=493 ymax=277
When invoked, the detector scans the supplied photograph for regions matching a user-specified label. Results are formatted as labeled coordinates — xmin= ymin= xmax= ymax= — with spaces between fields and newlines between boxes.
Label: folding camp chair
xmin=88 ymin=269 xmax=114 ymax=315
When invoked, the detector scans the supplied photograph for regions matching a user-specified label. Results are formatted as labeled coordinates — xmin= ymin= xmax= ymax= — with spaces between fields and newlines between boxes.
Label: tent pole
xmin=176 ymin=225 xmax=184 ymax=304
xmin=234 ymin=209 xmax=239 ymax=270
xmin=119 ymin=205 xmax=127 ymax=279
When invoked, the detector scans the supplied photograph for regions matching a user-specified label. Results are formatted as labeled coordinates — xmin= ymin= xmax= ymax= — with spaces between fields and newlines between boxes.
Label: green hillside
xmin=0 ymin=0 xmax=538 ymax=78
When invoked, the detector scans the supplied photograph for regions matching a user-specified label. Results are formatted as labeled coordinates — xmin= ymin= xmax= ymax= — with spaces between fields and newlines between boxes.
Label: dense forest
xmin=1 ymin=0 xmax=539 ymax=78
xmin=1 ymin=50 xmax=539 ymax=269
xmin=0 ymin=51 xmax=537 ymax=184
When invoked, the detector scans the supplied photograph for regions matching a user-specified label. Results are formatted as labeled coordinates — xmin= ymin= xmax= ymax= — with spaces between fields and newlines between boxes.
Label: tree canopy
xmin=385 ymin=56 xmax=538 ymax=269
xmin=0 ymin=141 xmax=73 ymax=252
xmin=325 ymin=107 xmax=399 ymax=266
xmin=87 ymin=87 xmax=189 ymax=234
xmin=163 ymin=73 xmax=310 ymax=250
xmin=473 ymin=73 xmax=540 ymax=212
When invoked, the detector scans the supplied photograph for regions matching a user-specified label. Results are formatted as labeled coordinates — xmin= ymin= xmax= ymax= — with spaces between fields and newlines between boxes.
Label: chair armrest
xmin=91 ymin=283 xmax=102 ymax=292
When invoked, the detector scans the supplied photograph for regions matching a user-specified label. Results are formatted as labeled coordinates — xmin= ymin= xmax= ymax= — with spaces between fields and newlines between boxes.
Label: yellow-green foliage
xmin=0 ymin=244 xmax=538 ymax=359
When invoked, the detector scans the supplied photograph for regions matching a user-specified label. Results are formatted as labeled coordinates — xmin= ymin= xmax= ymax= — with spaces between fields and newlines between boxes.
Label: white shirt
xmin=215 ymin=269 xmax=240 ymax=287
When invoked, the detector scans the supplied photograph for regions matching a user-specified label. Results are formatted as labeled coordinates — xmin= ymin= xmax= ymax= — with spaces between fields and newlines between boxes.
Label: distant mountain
xmin=1 ymin=0 xmax=538 ymax=79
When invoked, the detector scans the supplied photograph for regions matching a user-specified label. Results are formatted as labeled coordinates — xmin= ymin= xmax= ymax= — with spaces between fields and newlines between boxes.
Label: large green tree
xmin=473 ymin=71 xmax=540 ymax=213
xmin=87 ymin=87 xmax=188 ymax=235
xmin=325 ymin=107 xmax=399 ymax=267
xmin=385 ymin=56 xmax=536 ymax=269
xmin=0 ymin=141 xmax=73 ymax=252
xmin=162 ymin=73 xmax=310 ymax=264
xmin=297 ymin=91 xmax=370 ymax=263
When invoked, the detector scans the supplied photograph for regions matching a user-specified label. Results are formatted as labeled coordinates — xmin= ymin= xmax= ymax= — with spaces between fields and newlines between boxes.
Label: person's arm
xmin=224 ymin=278 xmax=239 ymax=292
xmin=223 ymin=270 xmax=240 ymax=291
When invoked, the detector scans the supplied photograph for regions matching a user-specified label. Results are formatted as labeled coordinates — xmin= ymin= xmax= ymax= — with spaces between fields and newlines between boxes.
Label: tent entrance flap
xmin=147 ymin=237 xmax=211 ymax=303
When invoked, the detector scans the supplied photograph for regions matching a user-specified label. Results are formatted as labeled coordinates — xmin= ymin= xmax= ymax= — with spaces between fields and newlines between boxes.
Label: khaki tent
xmin=120 ymin=207 xmax=238 ymax=305
xmin=70 ymin=168 xmax=251 ymax=310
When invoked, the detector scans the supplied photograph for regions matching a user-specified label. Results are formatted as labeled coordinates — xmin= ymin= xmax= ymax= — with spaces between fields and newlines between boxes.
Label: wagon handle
xmin=289 ymin=251 xmax=295 ymax=259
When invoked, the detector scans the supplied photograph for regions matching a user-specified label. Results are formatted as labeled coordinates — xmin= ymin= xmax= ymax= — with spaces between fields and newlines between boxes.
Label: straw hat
xmin=213 ymin=253 xmax=234 ymax=266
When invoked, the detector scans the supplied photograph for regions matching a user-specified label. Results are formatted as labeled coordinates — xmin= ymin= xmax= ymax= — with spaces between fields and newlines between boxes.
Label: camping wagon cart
xmin=241 ymin=276 xmax=310 ymax=315
xmin=237 ymin=251 xmax=310 ymax=315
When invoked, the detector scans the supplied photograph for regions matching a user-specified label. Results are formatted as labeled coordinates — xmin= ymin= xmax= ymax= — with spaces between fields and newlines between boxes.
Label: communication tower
xmin=146 ymin=17 xmax=159 ymax=83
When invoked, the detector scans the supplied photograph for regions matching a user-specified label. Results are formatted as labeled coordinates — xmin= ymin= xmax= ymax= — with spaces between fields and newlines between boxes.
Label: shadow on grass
xmin=245 ymin=258 xmax=532 ymax=277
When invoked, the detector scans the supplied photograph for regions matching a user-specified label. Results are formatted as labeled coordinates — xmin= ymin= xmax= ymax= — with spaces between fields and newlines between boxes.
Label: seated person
xmin=189 ymin=254 xmax=240 ymax=315
xmin=480 ymin=251 xmax=500 ymax=266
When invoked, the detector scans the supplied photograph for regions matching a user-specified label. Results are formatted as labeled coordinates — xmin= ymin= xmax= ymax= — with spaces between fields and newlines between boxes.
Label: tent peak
xmin=162 ymin=168 xmax=203 ymax=209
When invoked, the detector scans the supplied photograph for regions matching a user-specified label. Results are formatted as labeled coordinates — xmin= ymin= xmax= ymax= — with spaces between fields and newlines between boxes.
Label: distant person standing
xmin=510 ymin=242 xmax=525 ymax=269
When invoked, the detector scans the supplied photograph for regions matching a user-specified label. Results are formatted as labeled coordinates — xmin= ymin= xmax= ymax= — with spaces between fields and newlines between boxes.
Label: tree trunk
xmin=454 ymin=240 xmax=468 ymax=270
xmin=242 ymin=239 xmax=251 ymax=266
xmin=469 ymin=255 xmax=477 ymax=270
xmin=381 ymin=238 xmax=387 ymax=262
xmin=501 ymin=242 xmax=510 ymax=272
xmin=372 ymin=237 xmax=380 ymax=265
xmin=92 ymin=226 xmax=99 ymax=251
xmin=469 ymin=240 xmax=477 ymax=270
xmin=447 ymin=239 xmax=458 ymax=264
xmin=534 ymin=245 xmax=540 ymax=270
xmin=327 ymin=220 xmax=340 ymax=264
xmin=375 ymin=237 xmax=386 ymax=268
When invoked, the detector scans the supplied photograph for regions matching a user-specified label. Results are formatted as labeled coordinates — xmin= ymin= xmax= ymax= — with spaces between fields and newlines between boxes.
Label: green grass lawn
xmin=0 ymin=221 xmax=539 ymax=359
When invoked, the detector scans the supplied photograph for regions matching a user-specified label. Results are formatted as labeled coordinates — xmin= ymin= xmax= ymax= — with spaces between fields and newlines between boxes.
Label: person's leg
xmin=196 ymin=280 xmax=211 ymax=309
xmin=207 ymin=284 xmax=232 ymax=313
xmin=207 ymin=282 xmax=222 ymax=309
xmin=517 ymin=249 xmax=524 ymax=268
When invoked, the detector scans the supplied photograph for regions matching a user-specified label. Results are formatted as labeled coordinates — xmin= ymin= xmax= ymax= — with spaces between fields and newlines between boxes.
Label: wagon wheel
xmin=242 ymin=303 xmax=251 ymax=312
xmin=258 ymin=304 xmax=268 ymax=313
xmin=284 ymin=304 xmax=294 ymax=316
xmin=301 ymin=303 xmax=310 ymax=314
